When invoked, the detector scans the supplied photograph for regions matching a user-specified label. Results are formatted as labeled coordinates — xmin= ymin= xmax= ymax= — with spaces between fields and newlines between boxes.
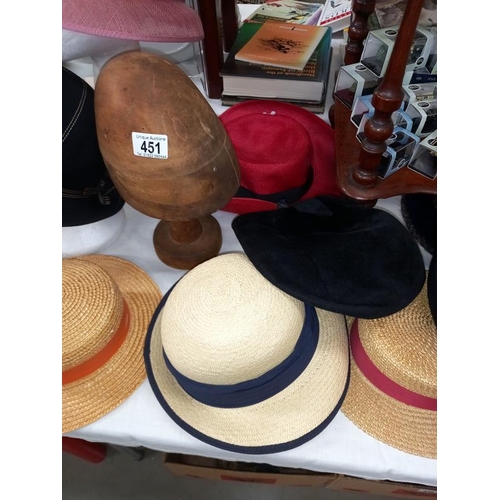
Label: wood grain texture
xmin=94 ymin=50 xmax=240 ymax=268
xmin=344 ymin=0 xmax=376 ymax=65
xmin=332 ymin=0 xmax=436 ymax=201
xmin=334 ymin=97 xmax=436 ymax=201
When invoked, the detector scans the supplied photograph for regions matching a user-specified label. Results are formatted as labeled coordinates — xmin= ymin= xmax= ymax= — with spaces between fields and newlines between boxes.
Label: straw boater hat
xmin=62 ymin=254 xmax=162 ymax=433
xmin=341 ymin=277 xmax=437 ymax=459
xmin=144 ymin=252 xmax=350 ymax=454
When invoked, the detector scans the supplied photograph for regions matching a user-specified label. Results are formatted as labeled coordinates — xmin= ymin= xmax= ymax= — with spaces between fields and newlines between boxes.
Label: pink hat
xmin=62 ymin=0 xmax=204 ymax=43
xmin=219 ymin=100 xmax=342 ymax=215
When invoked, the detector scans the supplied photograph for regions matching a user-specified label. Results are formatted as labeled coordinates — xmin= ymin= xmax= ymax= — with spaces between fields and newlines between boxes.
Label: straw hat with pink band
xmin=62 ymin=254 xmax=162 ymax=434
xmin=341 ymin=278 xmax=437 ymax=459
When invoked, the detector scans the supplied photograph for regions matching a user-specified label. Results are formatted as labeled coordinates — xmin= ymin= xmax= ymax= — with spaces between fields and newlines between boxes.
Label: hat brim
xmin=145 ymin=292 xmax=350 ymax=454
xmin=62 ymin=192 xmax=125 ymax=227
xmin=219 ymin=100 xmax=342 ymax=214
xmin=400 ymin=193 xmax=437 ymax=256
xmin=341 ymin=287 xmax=437 ymax=459
xmin=63 ymin=254 xmax=162 ymax=434
xmin=427 ymin=254 xmax=437 ymax=325
xmin=342 ymin=360 xmax=437 ymax=459
xmin=62 ymin=0 xmax=205 ymax=43
xmin=232 ymin=197 xmax=427 ymax=319
xmin=62 ymin=209 xmax=127 ymax=258
xmin=222 ymin=197 xmax=279 ymax=215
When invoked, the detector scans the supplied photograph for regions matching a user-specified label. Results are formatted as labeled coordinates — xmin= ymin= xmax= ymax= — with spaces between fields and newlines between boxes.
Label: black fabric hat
xmin=400 ymin=193 xmax=437 ymax=256
xmin=62 ymin=66 xmax=124 ymax=227
xmin=232 ymin=196 xmax=426 ymax=319
xmin=427 ymin=253 xmax=437 ymax=325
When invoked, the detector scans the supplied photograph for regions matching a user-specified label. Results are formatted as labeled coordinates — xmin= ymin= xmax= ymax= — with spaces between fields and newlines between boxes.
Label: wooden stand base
xmin=153 ymin=216 xmax=222 ymax=270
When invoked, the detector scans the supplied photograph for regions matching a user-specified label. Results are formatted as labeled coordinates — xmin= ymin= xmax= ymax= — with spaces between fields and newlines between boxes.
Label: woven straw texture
xmin=62 ymin=255 xmax=161 ymax=434
xmin=341 ymin=279 xmax=437 ymax=458
xmin=147 ymin=253 xmax=349 ymax=448
xmin=62 ymin=0 xmax=204 ymax=43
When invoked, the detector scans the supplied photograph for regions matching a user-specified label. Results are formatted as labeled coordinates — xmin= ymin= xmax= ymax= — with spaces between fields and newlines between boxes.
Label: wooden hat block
xmin=94 ymin=50 xmax=241 ymax=269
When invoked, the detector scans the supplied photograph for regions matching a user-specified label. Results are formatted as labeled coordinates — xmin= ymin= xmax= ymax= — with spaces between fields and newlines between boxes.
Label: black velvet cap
xmin=232 ymin=196 xmax=426 ymax=319
xmin=400 ymin=193 xmax=437 ymax=255
xmin=62 ymin=67 xmax=124 ymax=227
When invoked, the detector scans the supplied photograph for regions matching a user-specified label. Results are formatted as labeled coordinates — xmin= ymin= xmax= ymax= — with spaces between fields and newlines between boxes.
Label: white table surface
xmin=63 ymin=8 xmax=436 ymax=487
xmin=64 ymin=203 xmax=435 ymax=486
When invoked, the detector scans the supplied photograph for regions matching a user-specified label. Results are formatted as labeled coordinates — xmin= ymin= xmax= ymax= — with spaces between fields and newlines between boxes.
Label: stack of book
xmin=220 ymin=19 xmax=333 ymax=113
xmin=244 ymin=1 xmax=325 ymax=26
xmin=239 ymin=0 xmax=353 ymax=33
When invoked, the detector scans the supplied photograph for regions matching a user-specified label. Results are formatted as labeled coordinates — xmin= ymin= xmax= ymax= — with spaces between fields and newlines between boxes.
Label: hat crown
xmin=219 ymin=100 xmax=340 ymax=214
xmin=62 ymin=67 xmax=125 ymax=227
xmin=358 ymin=284 xmax=437 ymax=399
xmin=161 ymin=253 xmax=305 ymax=385
xmin=62 ymin=259 xmax=124 ymax=371
xmin=224 ymin=114 xmax=312 ymax=195
xmin=62 ymin=67 xmax=106 ymax=189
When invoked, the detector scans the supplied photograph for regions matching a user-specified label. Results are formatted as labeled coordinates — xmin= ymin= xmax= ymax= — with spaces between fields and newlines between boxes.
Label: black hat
xmin=232 ymin=196 xmax=426 ymax=319
xmin=400 ymin=193 xmax=437 ymax=256
xmin=62 ymin=66 xmax=124 ymax=227
xmin=427 ymin=253 xmax=436 ymax=325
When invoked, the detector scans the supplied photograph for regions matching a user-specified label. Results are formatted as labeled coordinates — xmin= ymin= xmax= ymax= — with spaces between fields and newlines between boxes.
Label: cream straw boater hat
xmin=62 ymin=254 xmax=162 ymax=434
xmin=144 ymin=252 xmax=350 ymax=454
xmin=341 ymin=276 xmax=437 ymax=459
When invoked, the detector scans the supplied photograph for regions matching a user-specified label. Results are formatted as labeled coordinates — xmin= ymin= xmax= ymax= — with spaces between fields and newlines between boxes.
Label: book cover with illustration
xmin=234 ymin=20 xmax=330 ymax=71
xmin=318 ymin=0 xmax=352 ymax=33
xmin=221 ymin=21 xmax=332 ymax=102
xmin=245 ymin=1 xmax=325 ymax=26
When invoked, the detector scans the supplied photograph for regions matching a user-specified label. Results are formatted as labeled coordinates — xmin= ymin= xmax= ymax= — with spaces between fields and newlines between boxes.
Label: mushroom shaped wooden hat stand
xmin=94 ymin=50 xmax=241 ymax=269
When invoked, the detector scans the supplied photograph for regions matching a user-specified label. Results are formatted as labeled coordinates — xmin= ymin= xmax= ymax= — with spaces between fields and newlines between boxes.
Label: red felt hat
xmin=62 ymin=0 xmax=204 ymax=43
xmin=219 ymin=100 xmax=342 ymax=214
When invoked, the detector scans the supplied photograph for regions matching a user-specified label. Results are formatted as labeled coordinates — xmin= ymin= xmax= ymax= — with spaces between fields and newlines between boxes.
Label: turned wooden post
xmin=328 ymin=0 xmax=375 ymax=126
xmin=197 ymin=0 xmax=224 ymax=98
xmin=195 ymin=0 xmax=239 ymax=98
xmin=153 ymin=217 xmax=223 ymax=270
xmin=344 ymin=0 xmax=376 ymax=65
xmin=355 ymin=0 xmax=425 ymax=188
xmin=221 ymin=0 xmax=239 ymax=53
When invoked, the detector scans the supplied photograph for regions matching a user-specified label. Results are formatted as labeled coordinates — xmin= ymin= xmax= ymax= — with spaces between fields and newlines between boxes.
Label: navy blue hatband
xmin=144 ymin=289 xmax=351 ymax=455
xmin=162 ymin=302 xmax=319 ymax=408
